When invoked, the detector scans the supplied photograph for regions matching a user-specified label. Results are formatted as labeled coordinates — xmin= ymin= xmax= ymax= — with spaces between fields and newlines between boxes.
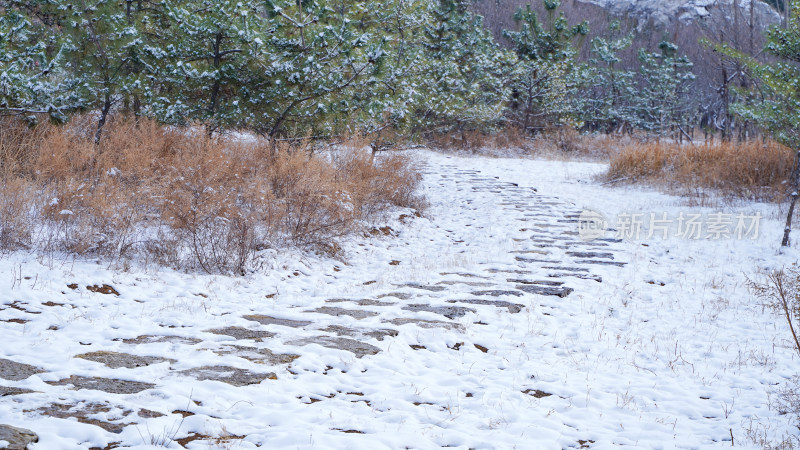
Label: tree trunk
xmin=785 ymin=0 xmax=791 ymax=28
xmin=782 ymin=150 xmax=800 ymax=247
xmin=95 ymin=93 xmax=113 ymax=144
xmin=207 ymin=32 xmax=224 ymax=136
xmin=749 ymin=0 xmax=755 ymax=55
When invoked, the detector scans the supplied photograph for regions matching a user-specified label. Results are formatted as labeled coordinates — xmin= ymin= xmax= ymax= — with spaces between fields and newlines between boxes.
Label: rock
xmin=75 ymin=351 xmax=174 ymax=369
xmin=0 ymin=425 xmax=38 ymax=449
xmin=574 ymin=260 xmax=627 ymax=267
xmin=46 ymin=375 xmax=154 ymax=394
xmin=287 ymin=336 xmax=381 ymax=358
xmin=305 ymin=306 xmax=378 ymax=320
xmin=376 ymin=292 xmax=415 ymax=300
xmin=179 ymin=365 xmax=274 ymax=386
xmin=542 ymin=266 xmax=590 ymax=273
xmin=508 ymin=279 xmax=564 ymax=286
xmin=435 ymin=280 xmax=495 ymax=287
xmin=0 ymin=386 xmax=34 ymax=397
xmin=566 ymin=251 xmax=615 ymax=259
xmin=384 ymin=318 xmax=464 ymax=331
xmin=325 ymin=299 xmax=396 ymax=307
xmin=122 ymin=335 xmax=202 ymax=345
xmin=470 ymin=290 xmax=524 ymax=297
xmin=318 ymin=325 xmax=398 ymax=341
xmin=215 ymin=345 xmax=300 ymax=365
xmin=400 ymin=283 xmax=447 ymax=292
xmin=0 ymin=359 xmax=43 ymax=381
xmin=242 ymin=315 xmax=312 ymax=328
xmin=448 ymin=299 xmax=524 ymax=313
xmin=516 ymin=285 xmax=574 ymax=298
xmin=402 ymin=304 xmax=476 ymax=319
xmin=515 ymin=256 xmax=561 ymax=264
xmin=31 ymin=402 xmax=132 ymax=434
xmin=206 ymin=326 xmax=275 ymax=341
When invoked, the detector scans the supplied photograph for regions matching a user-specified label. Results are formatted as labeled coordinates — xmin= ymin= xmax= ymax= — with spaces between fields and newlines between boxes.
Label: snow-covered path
xmin=1 ymin=150 xmax=799 ymax=449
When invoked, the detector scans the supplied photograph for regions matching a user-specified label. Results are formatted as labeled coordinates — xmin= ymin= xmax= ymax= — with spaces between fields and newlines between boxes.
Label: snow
xmin=1 ymin=149 xmax=799 ymax=448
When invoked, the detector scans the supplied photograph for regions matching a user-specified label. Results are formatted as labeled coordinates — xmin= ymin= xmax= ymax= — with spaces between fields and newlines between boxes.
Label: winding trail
xmin=1 ymin=151 xmax=788 ymax=449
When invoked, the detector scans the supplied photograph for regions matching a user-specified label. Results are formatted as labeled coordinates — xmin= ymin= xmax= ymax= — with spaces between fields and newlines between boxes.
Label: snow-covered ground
xmin=1 ymin=149 xmax=799 ymax=449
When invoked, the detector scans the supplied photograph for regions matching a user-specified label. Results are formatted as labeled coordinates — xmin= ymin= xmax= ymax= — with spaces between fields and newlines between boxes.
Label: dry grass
xmin=0 ymin=116 xmax=423 ymax=273
xmin=427 ymin=127 xmax=529 ymax=153
xmin=428 ymin=126 xmax=624 ymax=160
xmin=605 ymin=140 xmax=794 ymax=202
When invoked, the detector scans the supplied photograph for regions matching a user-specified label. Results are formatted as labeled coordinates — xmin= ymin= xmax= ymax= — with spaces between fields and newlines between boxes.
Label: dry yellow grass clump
xmin=0 ymin=116 xmax=423 ymax=273
xmin=605 ymin=140 xmax=795 ymax=201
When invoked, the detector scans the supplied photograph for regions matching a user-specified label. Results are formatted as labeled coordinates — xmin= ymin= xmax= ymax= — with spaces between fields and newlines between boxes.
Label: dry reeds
xmin=0 ymin=115 xmax=423 ymax=273
xmin=606 ymin=140 xmax=794 ymax=201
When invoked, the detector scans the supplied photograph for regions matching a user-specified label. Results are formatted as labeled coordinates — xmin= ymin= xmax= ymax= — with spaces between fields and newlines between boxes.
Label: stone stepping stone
xmin=509 ymin=279 xmax=564 ymax=286
xmin=75 ymin=351 xmax=175 ymax=369
xmin=435 ymin=280 xmax=495 ymax=287
xmin=571 ymin=241 xmax=609 ymax=247
xmin=306 ymin=306 xmax=379 ymax=320
xmin=566 ymin=251 xmax=615 ymax=259
xmin=325 ymin=299 xmax=396 ymax=307
xmin=0 ymin=425 xmax=38 ymax=448
xmin=595 ymin=237 xmax=623 ymax=243
xmin=439 ymin=272 xmax=491 ymax=279
xmin=376 ymin=292 xmax=415 ymax=300
xmin=542 ymin=266 xmax=590 ymax=273
xmin=447 ymin=299 xmax=524 ymax=313
xmin=400 ymin=283 xmax=447 ymax=292
xmin=548 ymin=273 xmax=603 ymax=282
xmin=207 ymin=326 xmax=275 ymax=341
xmin=531 ymin=244 xmax=570 ymax=249
xmin=0 ymin=358 xmax=43 ymax=381
xmin=533 ymin=236 xmax=576 ymax=242
xmin=318 ymin=325 xmax=398 ymax=341
xmin=516 ymin=285 xmax=574 ymax=298
xmin=286 ymin=336 xmax=380 ymax=358
xmin=486 ymin=269 xmax=533 ymax=275
xmin=510 ymin=250 xmax=551 ymax=255
xmin=47 ymin=375 xmax=154 ymax=394
xmin=515 ymin=256 xmax=561 ymax=264
xmin=401 ymin=304 xmax=476 ymax=319
xmin=180 ymin=365 xmax=274 ymax=386
xmin=516 ymin=238 xmax=555 ymax=243
xmin=470 ymin=290 xmax=524 ymax=297
xmin=122 ymin=335 xmax=202 ymax=345
xmin=0 ymin=386 xmax=35 ymax=397
xmin=215 ymin=346 xmax=300 ymax=365
xmin=575 ymin=260 xmax=627 ymax=267
xmin=384 ymin=318 xmax=464 ymax=331
xmin=243 ymin=315 xmax=312 ymax=328
xmin=31 ymin=402 xmax=132 ymax=434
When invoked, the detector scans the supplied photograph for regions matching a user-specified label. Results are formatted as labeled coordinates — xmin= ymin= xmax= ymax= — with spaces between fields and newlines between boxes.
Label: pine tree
xmin=733 ymin=0 xmax=800 ymax=245
xmin=412 ymin=0 xmax=511 ymax=140
xmin=153 ymin=0 xmax=269 ymax=133
xmin=502 ymin=0 xmax=588 ymax=133
xmin=248 ymin=0 xmax=386 ymax=139
xmin=0 ymin=4 xmax=63 ymax=121
xmin=635 ymin=40 xmax=696 ymax=139
xmin=579 ymin=24 xmax=637 ymax=134
xmin=36 ymin=0 xmax=157 ymax=140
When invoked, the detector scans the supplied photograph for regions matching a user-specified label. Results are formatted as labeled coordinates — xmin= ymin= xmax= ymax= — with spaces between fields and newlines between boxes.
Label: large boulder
xmin=0 ymin=425 xmax=38 ymax=449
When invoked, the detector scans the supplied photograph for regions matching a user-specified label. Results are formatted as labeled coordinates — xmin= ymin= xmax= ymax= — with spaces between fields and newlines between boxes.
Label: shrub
xmin=0 ymin=116 xmax=423 ymax=273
